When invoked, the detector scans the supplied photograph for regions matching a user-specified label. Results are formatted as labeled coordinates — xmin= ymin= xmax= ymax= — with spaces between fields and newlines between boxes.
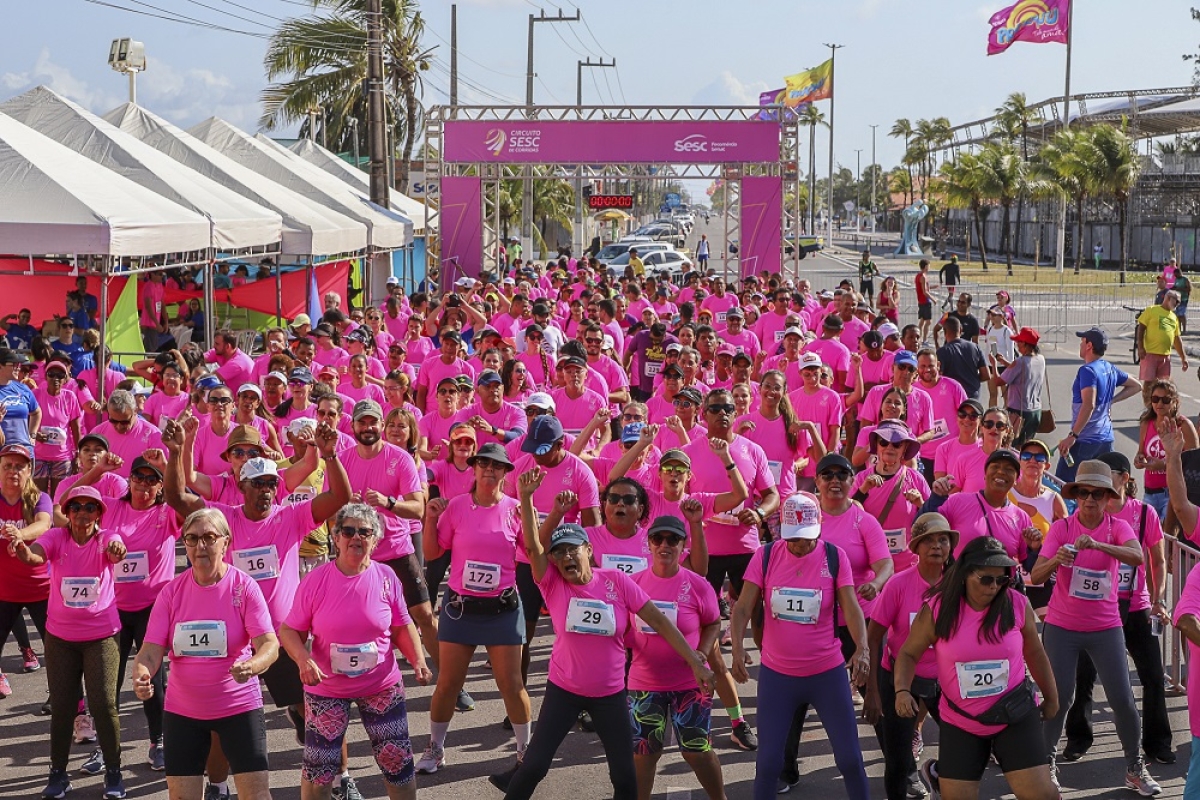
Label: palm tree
xmin=975 ymin=141 xmax=1026 ymax=276
xmin=1033 ymin=128 xmax=1089 ymax=273
xmin=889 ymin=118 xmax=915 ymax=206
xmin=1080 ymin=123 xmax=1141 ymax=284
xmin=531 ymin=172 xmax=575 ymax=254
xmin=261 ymin=0 xmax=435 ymax=193
xmin=941 ymin=153 xmax=990 ymax=271
xmin=994 ymin=93 xmax=1043 ymax=265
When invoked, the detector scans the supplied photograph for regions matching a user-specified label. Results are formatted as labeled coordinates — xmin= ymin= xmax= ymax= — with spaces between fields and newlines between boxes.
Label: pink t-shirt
xmin=699 ymin=294 xmax=738 ymax=329
xmin=917 ymin=377 xmax=968 ymax=459
xmin=436 ymin=494 xmax=522 ymax=597
xmin=629 ymin=567 xmax=719 ymax=692
xmin=873 ymin=565 xmax=938 ymax=677
xmin=38 ymin=527 xmax=122 ymax=642
xmin=858 ymin=352 xmax=897 ymax=389
xmin=193 ymin=423 xmax=236 ymax=478
xmin=426 ymin=459 xmax=475 ymax=499
xmin=934 ymin=437 xmax=980 ymax=478
xmin=284 ymin=560 xmax=413 ymax=698
xmin=850 ymin=466 xmax=930 ymax=571
xmin=586 ymin=524 xmax=651 ymax=576
xmin=789 ymin=386 xmax=844 ymax=479
xmin=943 ymin=443 xmax=988 ymax=494
xmin=454 ymin=401 xmax=526 ymax=447
xmin=212 ymin=500 xmax=314 ymax=627
xmin=1043 ymin=514 xmax=1136 ymax=633
xmin=539 ymin=566 xmax=650 ymax=697
xmin=505 ymin=452 xmax=600 ymax=564
xmin=838 ymin=317 xmax=871 ymax=350
xmin=55 ymin=473 xmax=128 ymax=506
xmin=803 ymin=338 xmax=851 ymax=389
xmin=744 ymin=540 xmax=854 ymax=677
xmin=416 ymin=356 xmax=476 ymax=402
xmin=754 ymin=311 xmax=793 ymax=348
xmin=550 ymin=387 xmax=608 ymax=441
xmin=143 ymin=391 xmax=189 ymax=429
xmin=1112 ymin=499 xmax=1163 ymax=613
xmin=735 ymin=411 xmax=809 ymax=499
xmin=340 ymin=382 xmax=387 ymax=406
xmin=645 ymin=492 xmax=717 ymax=531
xmin=682 ymin=434 xmax=775 ymax=557
xmin=1173 ymin=578 xmax=1200 ymax=736
xmin=932 ymin=591 xmax=1030 ymax=737
xmin=1142 ymin=419 xmax=1167 ymax=491
xmin=941 ymin=492 xmax=1032 ymax=561
xmin=140 ymin=280 xmax=165 ymax=328
xmin=338 ymin=444 xmax=422 ymax=561
xmin=820 ymin=505 xmax=891 ymax=622
xmin=860 ymin=384 xmax=935 ymax=438
xmin=417 ymin=408 xmax=460 ymax=451
xmin=33 ymin=386 xmax=81 ymax=463
xmin=109 ymin=501 xmax=181 ymax=612
xmin=91 ymin=418 xmax=164 ymax=478
xmin=145 ymin=566 xmax=273 ymax=719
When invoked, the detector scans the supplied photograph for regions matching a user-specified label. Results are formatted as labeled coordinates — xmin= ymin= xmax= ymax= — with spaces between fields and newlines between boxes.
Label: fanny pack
xmin=943 ymin=676 xmax=1038 ymax=726
xmin=447 ymin=587 xmax=520 ymax=616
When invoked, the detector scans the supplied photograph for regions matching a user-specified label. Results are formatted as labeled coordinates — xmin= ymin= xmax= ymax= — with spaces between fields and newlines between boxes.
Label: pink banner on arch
xmin=439 ymin=176 xmax=483 ymax=282
xmin=739 ymin=177 xmax=783 ymax=278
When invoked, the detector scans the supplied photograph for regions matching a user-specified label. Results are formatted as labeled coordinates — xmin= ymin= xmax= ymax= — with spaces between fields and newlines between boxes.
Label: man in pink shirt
xmin=754 ymin=290 xmax=797 ymax=348
xmin=803 ymin=316 xmax=853 ymax=391
xmin=858 ymin=351 xmax=936 ymax=440
xmin=91 ymin=390 xmax=164 ymax=478
xmin=250 ymin=328 xmax=290 ymax=385
xmin=139 ymin=271 xmax=167 ymax=353
xmin=415 ymin=331 xmax=476 ymax=412
xmin=700 ymin=278 xmax=739 ymax=332
xmin=549 ymin=355 xmax=609 ymax=451
xmin=309 ymin=325 xmax=350 ymax=370
xmin=721 ymin=308 xmax=761 ymax=360
xmin=456 ymin=370 xmax=526 ymax=445
xmin=915 ymin=349 xmax=968 ymax=481
xmin=204 ymin=331 xmax=256 ymax=392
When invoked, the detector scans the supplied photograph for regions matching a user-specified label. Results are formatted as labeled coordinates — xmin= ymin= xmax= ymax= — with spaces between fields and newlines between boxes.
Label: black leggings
xmin=116 ymin=605 xmax=165 ymax=740
xmin=503 ymin=681 xmax=635 ymax=800
xmin=0 ymin=599 xmax=46 ymax=656
xmin=425 ymin=551 xmax=452 ymax=603
xmin=45 ymin=632 xmax=122 ymax=771
xmin=876 ymin=666 xmax=942 ymax=800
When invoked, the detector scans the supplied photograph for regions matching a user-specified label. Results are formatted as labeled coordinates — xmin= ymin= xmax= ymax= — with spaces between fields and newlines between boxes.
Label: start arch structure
xmin=423 ymin=105 xmax=801 ymax=284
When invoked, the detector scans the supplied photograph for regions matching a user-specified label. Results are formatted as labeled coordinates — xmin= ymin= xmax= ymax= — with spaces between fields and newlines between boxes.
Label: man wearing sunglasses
xmin=90 ymin=390 xmax=162 ymax=479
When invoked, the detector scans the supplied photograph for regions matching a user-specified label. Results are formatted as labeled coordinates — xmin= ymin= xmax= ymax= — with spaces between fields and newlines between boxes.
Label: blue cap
xmin=287 ymin=366 xmax=314 ymax=385
xmin=549 ymin=523 xmax=589 ymax=550
xmin=893 ymin=349 xmax=918 ymax=368
xmin=194 ymin=374 xmax=225 ymax=392
xmin=621 ymin=422 xmax=644 ymax=444
xmin=1076 ymin=326 xmax=1109 ymax=350
xmin=521 ymin=414 xmax=565 ymax=456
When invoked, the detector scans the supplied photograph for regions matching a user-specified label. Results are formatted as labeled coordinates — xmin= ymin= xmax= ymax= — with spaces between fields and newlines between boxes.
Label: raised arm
xmin=518 ymin=468 xmax=549 ymax=582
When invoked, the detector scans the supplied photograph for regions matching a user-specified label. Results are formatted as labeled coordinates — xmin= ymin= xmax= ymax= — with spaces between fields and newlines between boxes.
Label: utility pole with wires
xmin=824 ymin=42 xmax=843 ymax=248
xmin=366 ymin=0 xmax=389 ymax=207
xmin=576 ymin=57 xmax=616 ymax=108
xmin=575 ymin=57 xmax=615 ymax=255
xmin=870 ymin=123 xmax=878 ymax=233
xmin=449 ymin=4 xmax=458 ymax=109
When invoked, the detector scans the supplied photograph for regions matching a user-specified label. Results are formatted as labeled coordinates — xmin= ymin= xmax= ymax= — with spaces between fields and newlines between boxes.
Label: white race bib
xmin=602 ymin=553 xmax=648 ymax=575
xmin=115 ymin=551 xmax=149 ymax=583
xmin=767 ymin=460 xmax=783 ymax=484
xmin=769 ymin=587 xmax=821 ymax=624
xmin=716 ymin=311 xmax=729 ymax=324
xmin=233 ymin=545 xmax=280 ymax=581
xmin=1069 ymin=566 xmax=1111 ymax=601
xmin=644 ymin=362 xmax=662 ymax=378
xmin=638 ymin=600 xmax=678 ymax=634
xmin=565 ymin=597 xmax=617 ymax=636
xmin=929 ymin=418 xmax=951 ymax=441
xmin=774 ymin=330 xmax=786 ymax=342
xmin=884 ymin=529 xmax=907 ymax=555
xmin=173 ymin=620 xmax=228 ymax=658
xmin=956 ymin=659 xmax=1010 ymax=699
xmin=60 ymin=577 xmax=100 ymax=608
xmin=330 ymin=642 xmax=379 ymax=677
xmin=285 ymin=486 xmax=317 ymax=507
xmin=1117 ymin=564 xmax=1136 ymax=595
xmin=41 ymin=426 xmax=66 ymax=446
xmin=463 ymin=560 xmax=502 ymax=593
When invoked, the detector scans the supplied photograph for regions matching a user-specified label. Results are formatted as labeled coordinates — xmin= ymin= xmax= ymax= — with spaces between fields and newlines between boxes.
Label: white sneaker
xmin=1125 ymin=757 xmax=1162 ymax=797
xmin=415 ymin=743 xmax=445 ymax=774
xmin=73 ymin=713 xmax=97 ymax=744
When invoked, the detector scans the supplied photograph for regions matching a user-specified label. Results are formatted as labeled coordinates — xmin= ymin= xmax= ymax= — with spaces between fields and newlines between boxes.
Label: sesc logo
xmin=485 ymin=128 xmax=506 ymax=156
xmin=674 ymin=134 xmax=709 ymax=153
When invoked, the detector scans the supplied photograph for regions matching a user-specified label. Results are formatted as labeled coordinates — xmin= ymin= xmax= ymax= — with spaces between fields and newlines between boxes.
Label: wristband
xmin=896 ymin=688 xmax=913 ymax=697
xmin=387 ymin=497 xmax=396 ymax=511
xmin=724 ymin=462 xmax=737 ymax=471
xmin=321 ymin=453 xmax=338 ymax=461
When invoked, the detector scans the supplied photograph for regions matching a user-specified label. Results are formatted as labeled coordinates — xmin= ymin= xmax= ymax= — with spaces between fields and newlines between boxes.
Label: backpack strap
xmin=825 ymin=541 xmax=840 ymax=637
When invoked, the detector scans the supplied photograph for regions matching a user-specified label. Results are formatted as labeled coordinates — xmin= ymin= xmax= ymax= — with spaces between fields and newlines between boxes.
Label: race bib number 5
xmin=331 ymin=642 xmax=379 ymax=677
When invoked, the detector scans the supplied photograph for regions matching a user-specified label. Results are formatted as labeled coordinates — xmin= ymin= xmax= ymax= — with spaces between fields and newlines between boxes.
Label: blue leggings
xmin=755 ymin=664 xmax=869 ymax=800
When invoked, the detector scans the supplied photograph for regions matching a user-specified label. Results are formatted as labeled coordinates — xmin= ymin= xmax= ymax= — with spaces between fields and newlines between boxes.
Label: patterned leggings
xmin=302 ymin=683 xmax=414 ymax=787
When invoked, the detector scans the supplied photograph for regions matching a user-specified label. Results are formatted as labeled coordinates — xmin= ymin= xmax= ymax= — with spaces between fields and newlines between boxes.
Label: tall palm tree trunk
xmin=1002 ymin=203 xmax=1014 ymax=275
xmin=1073 ymin=197 xmax=1085 ymax=274
xmin=974 ymin=205 xmax=990 ymax=271
xmin=1118 ymin=203 xmax=1129 ymax=285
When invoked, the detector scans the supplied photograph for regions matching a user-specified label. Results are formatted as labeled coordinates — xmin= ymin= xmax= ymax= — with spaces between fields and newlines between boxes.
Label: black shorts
xmin=162 ymin=708 xmax=269 ymax=776
xmin=918 ymin=302 xmax=933 ymax=321
xmin=384 ymin=553 xmax=432 ymax=608
xmin=935 ymin=708 xmax=1046 ymax=782
xmin=516 ymin=562 xmax=545 ymax=624
xmin=261 ymin=648 xmax=304 ymax=708
xmin=706 ymin=552 xmax=755 ymax=599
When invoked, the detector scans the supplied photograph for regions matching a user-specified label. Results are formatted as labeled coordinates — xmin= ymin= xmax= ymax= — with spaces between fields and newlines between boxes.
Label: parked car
xmin=727 ymin=234 xmax=824 ymax=259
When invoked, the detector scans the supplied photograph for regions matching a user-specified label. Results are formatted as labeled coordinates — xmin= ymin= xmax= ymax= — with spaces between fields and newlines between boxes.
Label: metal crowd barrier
xmin=1166 ymin=535 xmax=1198 ymax=691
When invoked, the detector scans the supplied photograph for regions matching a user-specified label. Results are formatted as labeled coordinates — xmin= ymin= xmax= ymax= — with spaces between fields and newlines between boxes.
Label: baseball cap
xmin=0 ymin=443 xmax=33 ymax=461
xmin=893 ymin=350 xmax=918 ymax=369
xmin=674 ymin=387 xmax=703 ymax=406
xmin=352 ymin=399 xmax=384 ymax=422
xmin=0 ymin=351 xmax=28 ymax=365
xmin=194 ymin=374 xmax=225 ymax=392
xmin=985 ymin=448 xmax=1022 ymax=471
xmin=386 ymin=276 xmax=400 ymax=286
xmin=449 ymin=422 xmax=477 ymax=443
xmin=239 ymin=458 xmax=280 ymax=481
xmin=549 ymin=523 xmax=589 ymax=550
xmin=61 ymin=483 xmax=107 ymax=515
xmin=731 ymin=350 xmax=752 ymax=364
xmin=716 ymin=343 xmax=737 ymax=358
xmin=557 ymin=355 xmax=587 ymax=370
xmin=726 ymin=307 xmax=744 ymax=319
xmin=287 ymin=367 xmax=314 ymax=385
xmin=78 ymin=433 xmax=110 ymax=451
xmin=659 ymin=449 xmax=691 ymax=469
xmin=1098 ymin=450 xmax=1133 ymax=475
xmin=525 ymin=392 xmax=556 ymax=411
xmin=44 ymin=361 xmax=69 ymax=376
xmin=878 ymin=322 xmax=900 ymax=339
xmin=665 ymin=342 xmax=683 ymax=354
xmin=317 ymin=364 xmax=339 ymax=380
xmin=661 ymin=363 xmax=684 ymax=378
xmin=621 ymin=422 xmax=645 ymax=445
xmin=289 ymin=313 xmax=312 ymax=329
xmin=822 ymin=315 xmax=844 ymax=331
xmin=779 ymin=492 xmax=821 ymax=540
xmin=1012 ymin=327 xmax=1040 ymax=345
xmin=129 ymin=455 xmax=163 ymax=481
xmin=237 ymin=383 xmax=262 ymax=399
xmin=1075 ymin=326 xmax=1109 ymax=350
xmin=816 ymin=453 xmax=853 ymax=476
xmin=476 ymin=370 xmax=503 ymax=386
xmin=265 ymin=371 xmax=288 ymax=384
xmin=647 ymin=516 xmax=688 ymax=540
xmin=959 ymin=399 xmax=985 ymax=416
xmin=522 ymin=415 xmax=565 ymax=456
xmin=783 ymin=326 xmax=805 ymax=339
xmin=799 ymin=351 xmax=822 ymax=369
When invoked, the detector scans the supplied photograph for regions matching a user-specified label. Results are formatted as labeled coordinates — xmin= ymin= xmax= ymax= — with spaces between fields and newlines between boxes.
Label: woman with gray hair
xmin=280 ymin=502 xmax=432 ymax=800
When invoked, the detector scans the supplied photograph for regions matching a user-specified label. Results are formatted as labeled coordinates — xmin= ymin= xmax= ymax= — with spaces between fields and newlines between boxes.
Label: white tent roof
xmin=102 ymin=102 xmax=367 ymax=256
xmin=189 ymin=117 xmax=411 ymax=250
xmin=285 ymin=137 xmax=427 ymax=235
xmin=0 ymin=87 xmax=282 ymax=252
xmin=0 ymin=113 xmax=210 ymax=256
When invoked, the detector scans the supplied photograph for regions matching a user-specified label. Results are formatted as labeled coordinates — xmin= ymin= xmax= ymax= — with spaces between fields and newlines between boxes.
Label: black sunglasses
xmin=338 ymin=525 xmax=374 ymax=539
xmin=974 ymin=573 xmax=1011 ymax=587
xmin=606 ymin=494 xmax=639 ymax=506
xmin=1075 ymin=488 xmax=1110 ymax=502
xmin=818 ymin=468 xmax=852 ymax=481
xmin=706 ymin=403 xmax=736 ymax=415
xmin=649 ymin=533 xmax=685 ymax=546
xmin=66 ymin=501 xmax=101 ymax=514
xmin=981 ymin=420 xmax=1009 ymax=430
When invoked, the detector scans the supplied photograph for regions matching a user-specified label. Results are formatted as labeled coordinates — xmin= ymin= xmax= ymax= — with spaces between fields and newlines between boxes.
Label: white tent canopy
xmin=0 ymin=87 xmax=283 ymax=252
xmin=189 ymin=117 xmax=412 ymax=251
xmin=103 ymin=102 xmax=367 ymax=256
xmin=0 ymin=112 xmax=210 ymax=256
xmin=285 ymin=137 xmax=427 ymax=235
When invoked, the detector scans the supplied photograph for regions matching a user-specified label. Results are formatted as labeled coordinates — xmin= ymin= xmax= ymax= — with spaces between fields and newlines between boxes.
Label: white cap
xmin=665 ymin=342 xmax=683 ymax=353
xmin=239 ymin=458 xmax=279 ymax=481
xmin=780 ymin=492 xmax=821 ymax=540
xmin=456 ymin=277 xmax=475 ymax=287
xmin=286 ymin=417 xmax=317 ymax=437
xmin=783 ymin=326 xmax=804 ymax=339
xmin=799 ymin=351 xmax=822 ymax=368
xmin=265 ymin=371 xmax=288 ymax=384
xmin=237 ymin=383 xmax=262 ymax=399
xmin=525 ymin=392 xmax=556 ymax=411
xmin=386 ymin=276 xmax=400 ymax=286
xmin=602 ymin=334 xmax=615 ymax=350
xmin=878 ymin=322 xmax=901 ymax=339
xmin=132 ymin=384 xmax=153 ymax=397
xmin=503 ymin=277 xmax=516 ymax=285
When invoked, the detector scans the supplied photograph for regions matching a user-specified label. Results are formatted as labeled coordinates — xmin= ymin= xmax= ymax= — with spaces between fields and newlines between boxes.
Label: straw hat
xmin=1061 ymin=460 xmax=1118 ymax=500
xmin=908 ymin=512 xmax=959 ymax=555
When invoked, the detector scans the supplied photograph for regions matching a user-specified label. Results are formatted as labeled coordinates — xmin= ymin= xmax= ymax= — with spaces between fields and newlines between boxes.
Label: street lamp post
xmin=870 ymin=124 xmax=878 ymax=233
xmin=855 ymin=148 xmax=862 ymax=233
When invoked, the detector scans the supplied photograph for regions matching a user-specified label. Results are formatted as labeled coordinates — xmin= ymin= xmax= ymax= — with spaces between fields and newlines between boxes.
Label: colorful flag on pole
xmin=782 ymin=60 xmax=833 ymax=108
xmin=107 ymin=274 xmax=145 ymax=368
xmin=758 ymin=88 xmax=808 ymax=121
xmin=987 ymin=0 xmax=1070 ymax=55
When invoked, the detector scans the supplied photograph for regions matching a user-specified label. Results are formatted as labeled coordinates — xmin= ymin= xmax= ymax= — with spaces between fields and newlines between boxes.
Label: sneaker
xmin=102 ymin=767 xmax=126 ymax=799
xmin=776 ymin=777 xmax=799 ymax=794
xmin=331 ymin=775 xmax=364 ymax=800
xmin=730 ymin=720 xmax=758 ymax=751
xmin=1061 ymin=741 xmax=1087 ymax=762
xmin=415 ymin=743 xmax=445 ymax=774
xmin=21 ymin=647 xmax=40 ymax=672
xmin=285 ymin=704 xmax=306 ymax=747
xmin=912 ymin=728 xmax=924 ymax=761
xmin=0 ymin=672 xmax=11 ymax=698
xmin=41 ymin=768 xmax=72 ymax=799
xmin=578 ymin=710 xmax=595 ymax=732
xmin=1147 ymin=749 xmax=1177 ymax=765
xmin=456 ymin=689 xmax=476 ymax=712
xmin=73 ymin=714 xmax=97 ymax=744
xmin=203 ymin=784 xmax=230 ymax=800
xmin=920 ymin=759 xmax=940 ymax=800
xmin=1125 ymin=757 xmax=1162 ymax=797
xmin=501 ymin=715 xmax=513 ymax=731
xmin=719 ymin=596 xmax=731 ymax=620
xmin=148 ymin=738 xmax=165 ymax=771
xmin=1048 ymin=755 xmax=1060 ymax=793
xmin=487 ymin=753 xmax=524 ymax=794
xmin=907 ymin=771 xmax=930 ymax=799
xmin=80 ymin=748 xmax=105 ymax=776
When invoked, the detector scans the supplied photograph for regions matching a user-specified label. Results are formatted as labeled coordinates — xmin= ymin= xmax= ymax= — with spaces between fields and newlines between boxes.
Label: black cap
xmin=961 ymin=536 xmax=1018 ymax=568
xmin=78 ymin=433 xmax=110 ymax=450
xmin=1097 ymin=450 xmax=1132 ymax=476
xmin=129 ymin=455 xmax=163 ymax=480
xmin=816 ymin=453 xmax=853 ymax=475
xmin=985 ymin=448 xmax=1021 ymax=471
xmin=822 ymin=314 xmax=844 ymax=331
xmin=466 ymin=441 xmax=514 ymax=469
xmin=647 ymin=516 xmax=688 ymax=539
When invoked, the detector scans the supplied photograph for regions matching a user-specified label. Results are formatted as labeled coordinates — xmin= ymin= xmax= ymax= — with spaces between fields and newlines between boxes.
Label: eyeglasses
xmin=877 ymin=440 xmax=905 ymax=449
xmin=606 ymin=493 xmax=640 ymax=506
xmin=248 ymin=477 xmax=279 ymax=491
xmin=182 ymin=533 xmax=222 ymax=547
xmin=228 ymin=448 xmax=262 ymax=460
xmin=660 ymin=464 xmax=688 ymax=475
xmin=1075 ymin=488 xmax=1110 ymax=502
xmin=973 ymin=573 xmax=1011 ymax=587
xmin=473 ymin=458 xmax=504 ymax=470
xmin=1150 ymin=395 xmax=1173 ymax=405
xmin=130 ymin=472 xmax=162 ymax=486
xmin=549 ymin=545 xmax=584 ymax=560
xmin=109 ymin=417 xmax=133 ymax=428
xmin=209 ymin=397 xmax=234 ymax=406
xmin=437 ymin=388 xmax=457 ymax=396
xmin=65 ymin=501 xmax=101 ymax=514
xmin=338 ymin=525 xmax=375 ymax=539
xmin=673 ymin=399 xmax=696 ymax=408
xmin=457 ymin=386 xmax=473 ymax=393
xmin=957 ymin=410 xmax=980 ymax=420
xmin=621 ymin=413 xmax=644 ymax=422
xmin=706 ymin=403 xmax=736 ymax=415
xmin=649 ymin=533 xmax=685 ymax=546
xmin=981 ymin=420 xmax=1009 ymax=430
xmin=818 ymin=468 xmax=852 ymax=481
xmin=584 ymin=338 xmax=603 ymax=345
xmin=1019 ymin=452 xmax=1049 ymax=464
xmin=895 ymin=364 xmax=916 ymax=372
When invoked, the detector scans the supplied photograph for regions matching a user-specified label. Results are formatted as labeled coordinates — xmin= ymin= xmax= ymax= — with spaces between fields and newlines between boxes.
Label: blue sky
xmin=4 ymin=0 xmax=1197 ymax=175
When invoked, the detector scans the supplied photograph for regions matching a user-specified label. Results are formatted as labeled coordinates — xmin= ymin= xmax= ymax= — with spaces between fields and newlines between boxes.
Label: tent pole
xmin=275 ymin=260 xmax=283 ymax=325
xmin=98 ymin=263 xmax=109 ymax=402
xmin=204 ymin=260 xmax=215 ymax=347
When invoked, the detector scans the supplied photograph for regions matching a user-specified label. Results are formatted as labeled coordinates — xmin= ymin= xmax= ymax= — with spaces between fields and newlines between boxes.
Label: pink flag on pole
xmin=987 ymin=0 xmax=1070 ymax=55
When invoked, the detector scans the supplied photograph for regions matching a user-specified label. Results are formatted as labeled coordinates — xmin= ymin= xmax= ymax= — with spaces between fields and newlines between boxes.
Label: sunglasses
xmin=818 ymin=468 xmax=852 ymax=481
xmin=584 ymin=338 xmax=603 ymax=345
xmin=457 ymin=386 xmax=473 ymax=393
xmin=1019 ymin=452 xmax=1049 ymax=464
xmin=649 ymin=533 xmax=685 ymax=546
xmin=437 ymin=388 xmax=457 ymax=396
xmin=248 ymin=477 xmax=279 ymax=490
xmin=338 ymin=525 xmax=375 ymax=539
xmin=974 ymin=573 xmax=1011 ymax=587
xmin=957 ymin=410 xmax=980 ymax=420
xmin=673 ymin=398 xmax=696 ymax=408
xmin=621 ymin=413 xmax=644 ymax=422
xmin=606 ymin=494 xmax=640 ymax=506
xmin=208 ymin=397 xmax=234 ymax=406
xmin=895 ymin=364 xmax=916 ymax=372
xmin=109 ymin=417 xmax=134 ymax=428
xmin=130 ymin=472 xmax=162 ymax=485
xmin=660 ymin=464 xmax=689 ymax=475
xmin=182 ymin=533 xmax=222 ymax=547
xmin=706 ymin=403 xmax=736 ymax=415
xmin=877 ymin=440 xmax=905 ymax=449
xmin=66 ymin=501 xmax=101 ymax=514
xmin=1150 ymin=395 xmax=1173 ymax=405
xmin=228 ymin=448 xmax=262 ymax=460
xmin=1075 ymin=488 xmax=1110 ymax=502
xmin=473 ymin=458 xmax=504 ymax=470
xmin=981 ymin=420 xmax=1009 ymax=430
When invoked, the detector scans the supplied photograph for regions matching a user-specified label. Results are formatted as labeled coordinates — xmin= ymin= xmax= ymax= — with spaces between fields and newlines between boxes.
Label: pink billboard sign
xmin=443 ymin=120 xmax=781 ymax=164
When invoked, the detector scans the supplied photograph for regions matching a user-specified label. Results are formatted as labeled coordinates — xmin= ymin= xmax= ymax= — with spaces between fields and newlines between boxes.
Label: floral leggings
xmin=628 ymin=687 xmax=713 ymax=754
xmin=302 ymin=683 xmax=414 ymax=787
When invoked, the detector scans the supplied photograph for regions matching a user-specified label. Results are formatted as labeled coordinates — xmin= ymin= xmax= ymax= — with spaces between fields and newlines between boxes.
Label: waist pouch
xmin=448 ymin=587 xmax=520 ymax=616
xmin=943 ymin=676 xmax=1038 ymax=726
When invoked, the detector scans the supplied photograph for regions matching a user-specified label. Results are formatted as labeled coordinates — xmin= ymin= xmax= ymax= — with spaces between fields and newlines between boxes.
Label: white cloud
xmin=690 ymin=71 xmax=771 ymax=106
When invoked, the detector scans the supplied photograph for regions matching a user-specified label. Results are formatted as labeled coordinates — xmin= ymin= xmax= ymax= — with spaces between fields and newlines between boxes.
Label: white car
xmin=641 ymin=249 xmax=693 ymax=277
